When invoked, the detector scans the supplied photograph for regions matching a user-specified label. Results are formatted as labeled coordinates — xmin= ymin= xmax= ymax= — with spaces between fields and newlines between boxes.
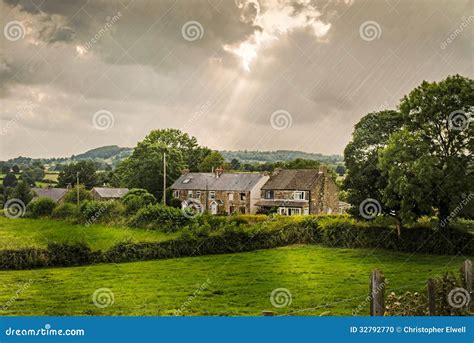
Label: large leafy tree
xmin=382 ymin=75 xmax=473 ymax=229
xmin=117 ymin=129 xmax=212 ymax=200
xmin=142 ymin=129 xmax=211 ymax=171
xmin=11 ymin=180 xmax=33 ymax=205
xmin=57 ymin=161 xmax=98 ymax=189
xmin=3 ymin=172 xmax=18 ymax=189
xmin=198 ymin=151 xmax=225 ymax=172
xmin=343 ymin=110 xmax=404 ymax=228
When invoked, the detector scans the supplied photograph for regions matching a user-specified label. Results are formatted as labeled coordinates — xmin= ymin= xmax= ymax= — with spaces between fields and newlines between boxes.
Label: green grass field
xmin=0 ymin=217 xmax=177 ymax=250
xmin=0 ymin=245 xmax=469 ymax=316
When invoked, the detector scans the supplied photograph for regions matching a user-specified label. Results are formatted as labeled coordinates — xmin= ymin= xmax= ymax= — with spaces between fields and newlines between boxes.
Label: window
xmin=173 ymin=190 xmax=179 ymax=198
xmin=182 ymin=178 xmax=191 ymax=184
xmin=304 ymin=208 xmax=309 ymax=215
xmin=264 ymin=190 xmax=274 ymax=199
xmin=228 ymin=193 xmax=234 ymax=201
xmin=278 ymin=207 xmax=302 ymax=216
xmin=293 ymin=191 xmax=305 ymax=200
xmin=187 ymin=190 xmax=193 ymax=198
xmin=239 ymin=206 xmax=246 ymax=214
xmin=240 ymin=192 xmax=246 ymax=201
xmin=209 ymin=191 xmax=216 ymax=199
xmin=195 ymin=191 xmax=201 ymax=199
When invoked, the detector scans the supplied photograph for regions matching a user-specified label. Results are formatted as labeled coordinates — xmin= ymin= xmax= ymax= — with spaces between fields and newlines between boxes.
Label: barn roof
xmin=32 ymin=188 xmax=68 ymax=202
xmin=92 ymin=187 xmax=129 ymax=198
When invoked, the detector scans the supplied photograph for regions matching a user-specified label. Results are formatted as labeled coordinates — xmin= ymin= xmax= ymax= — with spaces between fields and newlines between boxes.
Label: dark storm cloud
xmin=0 ymin=0 xmax=472 ymax=159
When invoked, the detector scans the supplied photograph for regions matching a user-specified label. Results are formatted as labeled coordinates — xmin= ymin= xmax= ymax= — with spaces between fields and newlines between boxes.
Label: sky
xmin=0 ymin=0 xmax=472 ymax=160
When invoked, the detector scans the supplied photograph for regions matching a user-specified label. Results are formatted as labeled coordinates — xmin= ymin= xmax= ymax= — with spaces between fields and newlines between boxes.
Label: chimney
xmin=272 ymin=168 xmax=282 ymax=176
xmin=215 ymin=166 xmax=224 ymax=178
xmin=319 ymin=165 xmax=327 ymax=174
xmin=181 ymin=168 xmax=190 ymax=175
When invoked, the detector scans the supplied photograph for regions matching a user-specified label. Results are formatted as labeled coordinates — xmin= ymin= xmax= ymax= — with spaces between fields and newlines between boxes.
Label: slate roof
xmin=171 ymin=173 xmax=267 ymax=191
xmin=92 ymin=187 xmax=129 ymax=198
xmin=32 ymin=188 xmax=68 ymax=202
xmin=261 ymin=169 xmax=322 ymax=190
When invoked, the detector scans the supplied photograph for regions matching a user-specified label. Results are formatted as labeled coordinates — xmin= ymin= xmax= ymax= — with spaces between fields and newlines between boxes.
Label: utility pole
xmin=163 ymin=152 xmax=167 ymax=205
xmin=76 ymin=172 xmax=80 ymax=206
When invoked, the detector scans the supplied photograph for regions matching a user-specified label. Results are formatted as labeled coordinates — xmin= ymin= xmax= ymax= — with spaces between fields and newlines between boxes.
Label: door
xmin=210 ymin=201 xmax=218 ymax=215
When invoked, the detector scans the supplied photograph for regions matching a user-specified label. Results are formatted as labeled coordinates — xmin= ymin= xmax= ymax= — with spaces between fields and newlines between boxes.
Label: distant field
xmin=0 ymin=245 xmax=468 ymax=316
xmin=0 ymin=217 xmax=177 ymax=251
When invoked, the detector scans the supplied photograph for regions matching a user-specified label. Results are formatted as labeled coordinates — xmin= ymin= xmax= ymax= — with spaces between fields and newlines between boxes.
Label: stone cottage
xmin=170 ymin=169 xmax=269 ymax=215
xmin=255 ymin=167 xmax=339 ymax=215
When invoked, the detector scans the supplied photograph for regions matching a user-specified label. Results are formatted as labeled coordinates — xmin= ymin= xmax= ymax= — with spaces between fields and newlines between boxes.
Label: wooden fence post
xmin=370 ymin=269 xmax=385 ymax=316
xmin=460 ymin=259 xmax=472 ymax=293
xmin=427 ymin=279 xmax=436 ymax=316
xmin=262 ymin=310 xmax=274 ymax=316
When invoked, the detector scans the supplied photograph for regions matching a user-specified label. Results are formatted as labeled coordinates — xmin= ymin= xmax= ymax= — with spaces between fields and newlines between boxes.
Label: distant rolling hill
xmin=5 ymin=146 xmax=343 ymax=170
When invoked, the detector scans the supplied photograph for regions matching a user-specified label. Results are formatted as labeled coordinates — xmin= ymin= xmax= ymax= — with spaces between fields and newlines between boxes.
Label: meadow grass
xmin=0 ymin=217 xmax=177 ymax=251
xmin=0 ymin=245 xmax=469 ymax=316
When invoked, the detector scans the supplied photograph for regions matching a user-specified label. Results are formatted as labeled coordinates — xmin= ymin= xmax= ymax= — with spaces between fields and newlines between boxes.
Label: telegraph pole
xmin=76 ymin=172 xmax=80 ymax=206
xmin=163 ymin=152 xmax=167 ymax=205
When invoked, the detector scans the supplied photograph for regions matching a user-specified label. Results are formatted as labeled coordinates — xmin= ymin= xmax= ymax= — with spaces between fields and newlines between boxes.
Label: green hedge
xmin=0 ymin=217 xmax=471 ymax=270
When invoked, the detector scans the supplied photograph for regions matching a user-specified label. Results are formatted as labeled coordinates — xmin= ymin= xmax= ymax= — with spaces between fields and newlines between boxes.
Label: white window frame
xmin=173 ymin=190 xmax=179 ymax=198
xmin=293 ymin=191 xmax=305 ymax=200
xmin=228 ymin=193 xmax=234 ymax=201
xmin=188 ymin=190 xmax=193 ymax=198
xmin=195 ymin=191 xmax=201 ymax=199
xmin=265 ymin=190 xmax=273 ymax=199
xmin=209 ymin=191 xmax=216 ymax=200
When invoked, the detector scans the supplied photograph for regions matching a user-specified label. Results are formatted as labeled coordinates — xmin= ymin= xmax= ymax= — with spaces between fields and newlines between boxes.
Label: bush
xmin=27 ymin=197 xmax=56 ymax=218
xmin=63 ymin=185 xmax=92 ymax=204
xmin=128 ymin=204 xmax=191 ymax=231
xmin=122 ymin=188 xmax=157 ymax=214
xmin=79 ymin=200 xmax=124 ymax=225
xmin=52 ymin=203 xmax=79 ymax=219
xmin=385 ymin=272 xmax=473 ymax=316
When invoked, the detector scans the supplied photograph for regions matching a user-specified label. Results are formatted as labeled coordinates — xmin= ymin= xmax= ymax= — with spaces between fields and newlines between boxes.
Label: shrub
xmin=385 ymin=272 xmax=472 ymax=316
xmin=80 ymin=200 xmax=124 ymax=225
xmin=52 ymin=203 xmax=79 ymax=219
xmin=27 ymin=197 xmax=56 ymax=218
xmin=63 ymin=185 xmax=92 ymax=204
xmin=122 ymin=188 xmax=156 ymax=214
xmin=128 ymin=204 xmax=191 ymax=231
